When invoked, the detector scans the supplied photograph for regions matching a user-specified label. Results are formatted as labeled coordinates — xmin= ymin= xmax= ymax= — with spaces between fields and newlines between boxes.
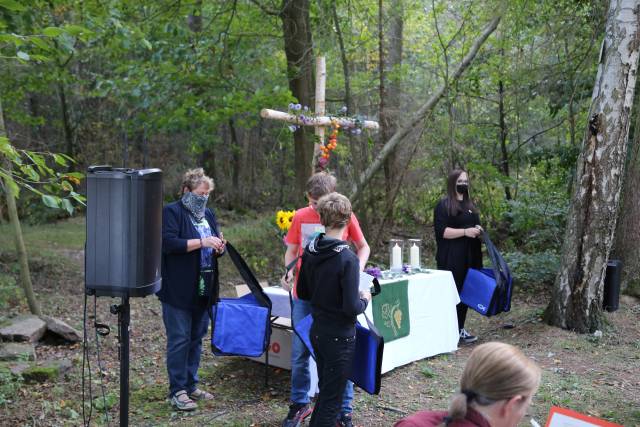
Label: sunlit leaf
xmin=61 ymin=198 xmax=74 ymax=215
xmin=16 ymin=51 xmax=29 ymax=60
xmin=0 ymin=0 xmax=26 ymax=12
xmin=0 ymin=173 xmax=20 ymax=198
xmin=42 ymin=194 xmax=60 ymax=209
xmin=42 ymin=27 xmax=64 ymax=37
xmin=20 ymin=164 xmax=39 ymax=182
xmin=61 ymin=180 xmax=73 ymax=192
xmin=29 ymin=37 xmax=50 ymax=51
xmin=63 ymin=24 xmax=94 ymax=38
xmin=52 ymin=153 xmax=67 ymax=166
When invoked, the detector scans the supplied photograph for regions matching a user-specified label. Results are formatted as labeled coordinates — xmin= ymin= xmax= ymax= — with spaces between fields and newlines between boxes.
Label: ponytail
xmin=436 ymin=392 xmax=469 ymax=427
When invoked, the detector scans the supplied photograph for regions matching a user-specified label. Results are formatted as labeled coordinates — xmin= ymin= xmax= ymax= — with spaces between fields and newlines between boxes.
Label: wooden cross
xmin=260 ymin=56 xmax=379 ymax=169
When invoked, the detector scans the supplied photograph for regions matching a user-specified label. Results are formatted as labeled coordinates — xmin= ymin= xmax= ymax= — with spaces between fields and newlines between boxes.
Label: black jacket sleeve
xmin=341 ymin=255 xmax=367 ymax=316
xmin=433 ymin=199 xmax=449 ymax=240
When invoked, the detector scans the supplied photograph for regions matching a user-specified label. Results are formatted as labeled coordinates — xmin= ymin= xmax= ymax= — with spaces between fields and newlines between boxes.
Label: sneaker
xmin=459 ymin=329 xmax=478 ymax=344
xmin=170 ymin=390 xmax=197 ymax=411
xmin=337 ymin=413 xmax=353 ymax=427
xmin=282 ymin=403 xmax=313 ymax=427
xmin=189 ymin=388 xmax=214 ymax=401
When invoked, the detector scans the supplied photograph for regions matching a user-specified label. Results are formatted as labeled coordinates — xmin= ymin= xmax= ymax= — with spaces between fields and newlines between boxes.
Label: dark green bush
xmin=502 ymin=250 xmax=560 ymax=289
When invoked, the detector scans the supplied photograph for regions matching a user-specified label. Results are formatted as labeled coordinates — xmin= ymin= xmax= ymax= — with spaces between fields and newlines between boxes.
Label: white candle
xmin=391 ymin=243 xmax=402 ymax=270
xmin=410 ymin=243 xmax=420 ymax=268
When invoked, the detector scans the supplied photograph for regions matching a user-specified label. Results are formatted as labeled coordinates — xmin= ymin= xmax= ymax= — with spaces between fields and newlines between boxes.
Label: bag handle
xmin=371 ymin=278 xmax=382 ymax=296
xmin=481 ymin=232 xmax=511 ymax=291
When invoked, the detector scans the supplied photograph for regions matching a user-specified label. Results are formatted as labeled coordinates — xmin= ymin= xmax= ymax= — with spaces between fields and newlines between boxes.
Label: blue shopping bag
xmin=292 ymin=311 xmax=384 ymax=395
xmin=210 ymin=243 xmax=272 ymax=357
xmin=460 ymin=233 xmax=512 ymax=317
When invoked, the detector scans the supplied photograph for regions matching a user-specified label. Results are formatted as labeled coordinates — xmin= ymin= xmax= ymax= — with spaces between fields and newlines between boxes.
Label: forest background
xmin=3 ymin=0 xmax=639 ymax=296
xmin=1 ymin=0 xmax=640 ymax=425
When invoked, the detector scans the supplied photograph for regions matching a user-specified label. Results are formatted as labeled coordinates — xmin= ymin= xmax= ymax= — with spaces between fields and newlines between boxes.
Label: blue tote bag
xmin=210 ymin=243 xmax=272 ymax=357
xmin=292 ymin=279 xmax=384 ymax=395
xmin=460 ymin=233 xmax=512 ymax=317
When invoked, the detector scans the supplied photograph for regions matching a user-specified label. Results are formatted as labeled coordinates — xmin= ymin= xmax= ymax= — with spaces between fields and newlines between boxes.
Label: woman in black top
xmin=434 ymin=169 xmax=483 ymax=344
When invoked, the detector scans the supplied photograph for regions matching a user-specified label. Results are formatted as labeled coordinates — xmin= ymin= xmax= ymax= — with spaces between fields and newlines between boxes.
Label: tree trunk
xmin=498 ymin=78 xmax=512 ymax=200
xmin=280 ymin=0 xmax=315 ymax=201
xmin=375 ymin=0 xmax=404 ymax=246
xmin=56 ymin=82 xmax=74 ymax=165
xmin=611 ymin=100 xmax=640 ymax=297
xmin=379 ymin=0 xmax=404 ymax=210
xmin=545 ymin=0 xmax=640 ymax=332
xmin=229 ymin=118 xmax=242 ymax=208
xmin=350 ymin=15 xmax=501 ymax=202
xmin=0 ymin=98 xmax=42 ymax=316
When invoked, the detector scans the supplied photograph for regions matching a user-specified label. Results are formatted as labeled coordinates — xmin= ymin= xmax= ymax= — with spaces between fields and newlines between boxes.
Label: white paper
xmin=359 ymin=271 xmax=374 ymax=292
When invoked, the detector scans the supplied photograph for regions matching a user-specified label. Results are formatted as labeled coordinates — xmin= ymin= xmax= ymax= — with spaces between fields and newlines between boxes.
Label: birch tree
xmin=545 ymin=0 xmax=640 ymax=332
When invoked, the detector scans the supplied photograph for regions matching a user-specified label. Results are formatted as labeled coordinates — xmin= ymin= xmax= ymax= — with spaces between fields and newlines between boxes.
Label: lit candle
xmin=391 ymin=243 xmax=402 ymax=270
xmin=410 ymin=243 xmax=420 ymax=268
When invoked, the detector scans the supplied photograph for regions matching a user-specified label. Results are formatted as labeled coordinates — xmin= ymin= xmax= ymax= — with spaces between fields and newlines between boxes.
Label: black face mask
xmin=456 ymin=184 xmax=469 ymax=195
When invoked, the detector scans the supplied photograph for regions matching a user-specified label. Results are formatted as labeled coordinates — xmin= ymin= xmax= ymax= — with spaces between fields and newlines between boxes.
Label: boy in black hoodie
xmin=297 ymin=192 xmax=372 ymax=427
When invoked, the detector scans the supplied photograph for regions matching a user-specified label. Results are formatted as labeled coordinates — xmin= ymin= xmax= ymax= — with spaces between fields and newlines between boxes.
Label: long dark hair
xmin=446 ymin=168 xmax=478 ymax=216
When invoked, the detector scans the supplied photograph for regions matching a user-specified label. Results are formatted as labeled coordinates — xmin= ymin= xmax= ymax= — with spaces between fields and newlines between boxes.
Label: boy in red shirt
xmin=281 ymin=172 xmax=370 ymax=427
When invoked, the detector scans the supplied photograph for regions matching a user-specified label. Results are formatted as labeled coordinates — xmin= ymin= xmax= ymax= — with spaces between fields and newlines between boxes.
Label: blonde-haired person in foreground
xmin=394 ymin=342 xmax=541 ymax=427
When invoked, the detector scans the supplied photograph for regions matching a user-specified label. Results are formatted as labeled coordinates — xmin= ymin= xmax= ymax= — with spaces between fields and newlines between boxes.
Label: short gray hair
xmin=181 ymin=168 xmax=214 ymax=193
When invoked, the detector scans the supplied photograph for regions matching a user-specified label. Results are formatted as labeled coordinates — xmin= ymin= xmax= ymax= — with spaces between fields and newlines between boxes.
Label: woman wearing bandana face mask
xmin=433 ymin=169 xmax=483 ymax=344
xmin=157 ymin=168 xmax=226 ymax=411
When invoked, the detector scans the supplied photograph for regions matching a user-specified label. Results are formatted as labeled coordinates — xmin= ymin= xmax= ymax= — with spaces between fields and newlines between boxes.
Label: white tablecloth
xmin=365 ymin=271 xmax=460 ymax=373
xmin=263 ymin=270 xmax=460 ymax=374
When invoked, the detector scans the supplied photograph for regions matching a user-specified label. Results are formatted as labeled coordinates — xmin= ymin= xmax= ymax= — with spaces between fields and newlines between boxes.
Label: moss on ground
xmin=22 ymin=365 xmax=60 ymax=383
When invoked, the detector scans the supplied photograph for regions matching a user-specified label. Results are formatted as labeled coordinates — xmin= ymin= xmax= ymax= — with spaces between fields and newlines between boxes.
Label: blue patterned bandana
xmin=181 ymin=192 xmax=208 ymax=221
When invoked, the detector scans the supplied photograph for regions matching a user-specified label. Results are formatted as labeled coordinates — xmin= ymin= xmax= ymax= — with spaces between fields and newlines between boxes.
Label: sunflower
xmin=276 ymin=210 xmax=295 ymax=231
xmin=276 ymin=211 xmax=287 ymax=231
xmin=285 ymin=210 xmax=295 ymax=229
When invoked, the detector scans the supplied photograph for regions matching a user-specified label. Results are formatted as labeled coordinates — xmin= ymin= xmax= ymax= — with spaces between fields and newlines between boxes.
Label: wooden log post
xmin=313 ymin=56 xmax=326 ymax=171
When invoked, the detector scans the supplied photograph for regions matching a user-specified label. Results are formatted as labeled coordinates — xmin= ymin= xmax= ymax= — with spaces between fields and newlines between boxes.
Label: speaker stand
xmin=111 ymin=296 xmax=130 ymax=427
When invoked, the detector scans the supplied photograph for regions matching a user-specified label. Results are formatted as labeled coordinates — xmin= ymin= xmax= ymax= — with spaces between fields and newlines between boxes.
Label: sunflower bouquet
xmin=275 ymin=210 xmax=295 ymax=241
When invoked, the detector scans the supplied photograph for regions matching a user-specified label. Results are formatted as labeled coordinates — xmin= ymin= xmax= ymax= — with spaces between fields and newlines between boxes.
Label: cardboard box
xmin=248 ymin=321 xmax=293 ymax=369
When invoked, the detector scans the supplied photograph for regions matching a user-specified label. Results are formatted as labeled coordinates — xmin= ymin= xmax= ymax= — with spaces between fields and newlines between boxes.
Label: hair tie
xmin=443 ymin=415 xmax=453 ymax=426
xmin=461 ymin=389 xmax=477 ymax=402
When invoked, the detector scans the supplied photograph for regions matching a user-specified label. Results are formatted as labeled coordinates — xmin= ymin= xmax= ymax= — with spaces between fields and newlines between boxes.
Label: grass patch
xmin=218 ymin=213 xmax=284 ymax=283
xmin=0 ymin=216 xmax=85 ymax=254
xmin=0 ymin=364 xmax=24 ymax=405
xmin=0 ymin=272 xmax=21 ymax=310
xmin=131 ymin=384 xmax=174 ymax=420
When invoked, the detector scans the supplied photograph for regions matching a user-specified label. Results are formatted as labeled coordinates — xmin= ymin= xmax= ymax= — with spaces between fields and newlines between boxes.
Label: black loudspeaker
xmin=85 ymin=166 xmax=163 ymax=297
xmin=603 ymin=259 xmax=622 ymax=312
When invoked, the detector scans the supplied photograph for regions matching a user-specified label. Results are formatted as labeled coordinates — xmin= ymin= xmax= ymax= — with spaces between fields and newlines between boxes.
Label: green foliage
xmin=0 ymin=272 xmax=20 ymax=310
xmin=502 ymin=249 xmax=560 ymax=288
xmin=218 ymin=213 xmax=284 ymax=282
xmin=0 ymin=137 xmax=84 ymax=213
xmin=92 ymin=392 xmax=118 ymax=411
xmin=0 ymin=364 xmax=24 ymax=405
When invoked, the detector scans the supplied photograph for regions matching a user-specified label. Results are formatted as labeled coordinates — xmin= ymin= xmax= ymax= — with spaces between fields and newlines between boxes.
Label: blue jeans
xmin=162 ymin=302 xmax=210 ymax=397
xmin=290 ymin=298 xmax=354 ymax=415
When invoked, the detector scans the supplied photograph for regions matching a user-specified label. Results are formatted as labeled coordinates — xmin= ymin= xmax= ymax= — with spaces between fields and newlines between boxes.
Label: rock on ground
xmin=0 ymin=342 xmax=36 ymax=361
xmin=42 ymin=316 xmax=82 ymax=343
xmin=22 ymin=359 xmax=73 ymax=383
xmin=0 ymin=315 xmax=47 ymax=343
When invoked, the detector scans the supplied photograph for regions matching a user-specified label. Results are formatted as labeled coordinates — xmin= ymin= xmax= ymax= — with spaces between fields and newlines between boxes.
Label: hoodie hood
xmin=305 ymin=232 xmax=350 ymax=263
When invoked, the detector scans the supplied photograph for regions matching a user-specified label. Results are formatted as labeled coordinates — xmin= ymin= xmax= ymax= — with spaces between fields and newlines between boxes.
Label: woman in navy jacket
xmin=157 ymin=168 xmax=225 ymax=411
